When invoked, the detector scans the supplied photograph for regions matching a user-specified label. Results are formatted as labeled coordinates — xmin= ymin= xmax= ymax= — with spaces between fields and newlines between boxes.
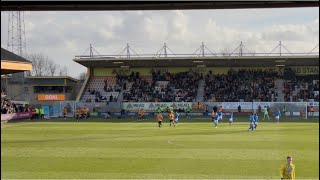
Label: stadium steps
xmin=275 ymin=79 xmax=285 ymax=102
xmin=196 ymin=79 xmax=205 ymax=102
xmin=117 ymin=90 xmax=124 ymax=102
xmin=76 ymin=75 xmax=90 ymax=102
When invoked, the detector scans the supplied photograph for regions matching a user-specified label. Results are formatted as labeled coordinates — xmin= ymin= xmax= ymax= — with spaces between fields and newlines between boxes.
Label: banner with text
xmin=94 ymin=66 xmax=318 ymax=76
xmin=1 ymin=112 xmax=32 ymax=122
xmin=123 ymin=102 xmax=192 ymax=111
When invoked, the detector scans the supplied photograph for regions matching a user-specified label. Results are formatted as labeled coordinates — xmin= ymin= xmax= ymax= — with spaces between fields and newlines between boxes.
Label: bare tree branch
xmin=26 ymin=53 xmax=59 ymax=76
xmin=78 ymin=72 xmax=87 ymax=80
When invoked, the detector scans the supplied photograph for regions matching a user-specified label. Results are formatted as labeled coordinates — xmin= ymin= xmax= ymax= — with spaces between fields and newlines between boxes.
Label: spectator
xmin=238 ymin=105 xmax=241 ymax=113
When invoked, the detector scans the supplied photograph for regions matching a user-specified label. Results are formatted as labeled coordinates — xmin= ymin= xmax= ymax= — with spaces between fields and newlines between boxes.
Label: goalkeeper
xmin=263 ymin=106 xmax=270 ymax=120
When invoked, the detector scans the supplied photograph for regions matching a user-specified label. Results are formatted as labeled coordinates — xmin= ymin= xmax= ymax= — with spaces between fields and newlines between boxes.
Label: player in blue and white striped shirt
xmin=213 ymin=114 xmax=219 ymax=128
xmin=218 ymin=111 xmax=223 ymax=123
xmin=174 ymin=111 xmax=180 ymax=127
xmin=229 ymin=112 xmax=234 ymax=126
xmin=254 ymin=113 xmax=259 ymax=130
xmin=248 ymin=113 xmax=255 ymax=131
xmin=275 ymin=109 xmax=281 ymax=123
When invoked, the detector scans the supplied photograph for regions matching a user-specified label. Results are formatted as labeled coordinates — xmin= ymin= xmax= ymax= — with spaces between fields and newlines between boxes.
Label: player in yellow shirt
xmin=280 ymin=156 xmax=295 ymax=180
xmin=156 ymin=113 xmax=163 ymax=128
xmin=138 ymin=108 xmax=143 ymax=119
xmin=169 ymin=111 xmax=174 ymax=127
xmin=82 ymin=106 xmax=87 ymax=119
xmin=75 ymin=108 xmax=81 ymax=121
xmin=63 ymin=107 xmax=67 ymax=119
xmin=211 ymin=111 xmax=215 ymax=123
xmin=141 ymin=109 xmax=146 ymax=120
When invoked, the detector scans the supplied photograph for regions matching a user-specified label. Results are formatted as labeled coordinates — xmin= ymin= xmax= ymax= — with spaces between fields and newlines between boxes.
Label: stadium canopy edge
xmin=1 ymin=1 xmax=319 ymax=11
xmin=1 ymin=48 xmax=32 ymax=75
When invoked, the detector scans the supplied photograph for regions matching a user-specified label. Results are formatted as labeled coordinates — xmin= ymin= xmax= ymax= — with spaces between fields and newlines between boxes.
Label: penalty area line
xmin=167 ymin=139 xmax=186 ymax=147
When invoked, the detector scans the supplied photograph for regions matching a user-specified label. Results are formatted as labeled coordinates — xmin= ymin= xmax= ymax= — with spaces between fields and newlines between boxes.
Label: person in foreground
xmin=169 ymin=111 xmax=174 ymax=127
xmin=248 ymin=113 xmax=255 ymax=131
xmin=229 ymin=112 xmax=233 ymax=125
xmin=275 ymin=109 xmax=281 ymax=123
xmin=254 ymin=113 xmax=259 ymax=130
xmin=156 ymin=112 xmax=163 ymax=128
xmin=173 ymin=111 xmax=180 ymax=127
xmin=213 ymin=112 xmax=219 ymax=128
xmin=280 ymin=156 xmax=295 ymax=180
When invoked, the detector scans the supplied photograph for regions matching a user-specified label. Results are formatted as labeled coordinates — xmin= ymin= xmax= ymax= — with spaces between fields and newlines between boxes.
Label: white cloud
xmin=1 ymin=8 xmax=318 ymax=78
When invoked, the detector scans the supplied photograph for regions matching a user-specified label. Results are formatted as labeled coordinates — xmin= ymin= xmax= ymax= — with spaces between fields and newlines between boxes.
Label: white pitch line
xmin=129 ymin=119 xmax=148 ymax=123
xmin=167 ymin=139 xmax=186 ymax=147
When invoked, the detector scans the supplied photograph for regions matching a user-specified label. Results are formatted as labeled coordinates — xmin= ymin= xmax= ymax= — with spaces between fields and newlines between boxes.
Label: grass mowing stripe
xmin=1 ymin=121 xmax=318 ymax=179
xmin=2 ymin=147 xmax=318 ymax=161
xmin=2 ymin=157 xmax=318 ymax=179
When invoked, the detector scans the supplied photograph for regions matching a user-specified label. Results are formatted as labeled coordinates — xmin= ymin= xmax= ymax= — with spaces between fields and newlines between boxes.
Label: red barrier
xmin=1 ymin=112 xmax=32 ymax=122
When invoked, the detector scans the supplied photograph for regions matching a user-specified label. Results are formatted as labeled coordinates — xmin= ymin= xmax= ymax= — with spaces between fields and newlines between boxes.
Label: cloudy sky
xmin=1 ymin=7 xmax=319 ymax=78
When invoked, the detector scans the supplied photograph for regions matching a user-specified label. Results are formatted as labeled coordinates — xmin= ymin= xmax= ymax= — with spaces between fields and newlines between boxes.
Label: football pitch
xmin=1 ymin=118 xmax=319 ymax=179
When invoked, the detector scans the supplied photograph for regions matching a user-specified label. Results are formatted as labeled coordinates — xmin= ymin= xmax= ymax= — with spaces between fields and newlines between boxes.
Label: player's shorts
xmin=63 ymin=113 xmax=66 ymax=116
xmin=174 ymin=119 xmax=179 ymax=123
xmin=276 ymin=116 xmax=280 ymax=119
xmin=254 ymin=122 xmax=258 ymax=125
xmin=214 ymin=120 xmax=218 ymax=124
xmin=229 ymin=118 xmax=233 ymax=122
xmin=218 ymin=115 xmax=222 ymax=119
xmin=170 ymin=120 xmax=174 ymax=122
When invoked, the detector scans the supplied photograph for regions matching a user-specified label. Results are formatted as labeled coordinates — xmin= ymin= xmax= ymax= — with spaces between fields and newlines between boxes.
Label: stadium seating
xmin=81 ymin=69 xmax=319 ymax=103
xmin=81 ymin=76 xmax=120 ymax=102
xmin=283 ymin=76 xmax=319 ymax=102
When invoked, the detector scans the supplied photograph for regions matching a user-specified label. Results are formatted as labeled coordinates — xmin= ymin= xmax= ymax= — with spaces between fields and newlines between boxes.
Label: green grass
xmin=1 ymin=117 xmax=319 ymax=179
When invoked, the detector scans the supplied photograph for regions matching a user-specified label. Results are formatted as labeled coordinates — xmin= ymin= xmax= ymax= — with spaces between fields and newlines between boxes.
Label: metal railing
xmin=75 ymin=52 xmax=319 ymax=59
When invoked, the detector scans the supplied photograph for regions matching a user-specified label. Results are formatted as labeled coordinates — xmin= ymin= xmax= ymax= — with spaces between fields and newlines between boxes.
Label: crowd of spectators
xmin=156 ymin=71 xmax=201 ymax=102
xmin=1 ymin=98 xmax=25 ymax=114
xmin=122 ymin=70 xmax=201 ymax=102
xmin=104 ymin=79 xmax=121 ymax=93
xmin=86 ymin=88 xmax=118 ymax=103
xmin=284 ymin=75 xmax=319 ymax=102
xmin=84 ymin=77 xmax=122 ymax=102
xmin=121 ymin=72 xmax=155 ymax=102
xmin=1 ymin=97 xmax=46 ymax=120
xmin=204 ymin=69 xmax=278 ymax=102
xmin=83 ymin=67 xmax=318 ymax=103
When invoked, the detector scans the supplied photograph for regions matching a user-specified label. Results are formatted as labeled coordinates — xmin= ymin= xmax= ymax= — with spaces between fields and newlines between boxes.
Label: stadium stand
xmin=204 ymin=69 xmax=279 ymax=102
xmin=122 ymin=70 xmax=201 ymax=102
xmin=283 ymin=75 xmax=319 ymax=102
xmin=82 ymin=76 xmax=120 ymax=102
xmin=80 ymin=68 xmax=318 ymax=103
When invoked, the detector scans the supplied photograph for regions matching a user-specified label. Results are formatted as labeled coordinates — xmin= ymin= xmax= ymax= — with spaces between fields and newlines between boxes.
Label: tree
xmin=78 ymin=72 xmax=87 ymax=80
xmin=26 ymin=53 xmax=60 ymax=76
xmin=27 ymin=53 xmax=50 ymax=76
xmin=59 ymin=66 xmax=68 ymax=76
xmin=48 ymin=60 xmax=58 ymax=76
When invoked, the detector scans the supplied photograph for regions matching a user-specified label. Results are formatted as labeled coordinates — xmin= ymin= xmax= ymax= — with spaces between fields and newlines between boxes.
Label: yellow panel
xmin=93 ymin=66 xmax=319 ymax=76
xmin=1 ymin=61 xmax=32 ymax=71
xmin=291 ymin=66 xmax=319 ymax=75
